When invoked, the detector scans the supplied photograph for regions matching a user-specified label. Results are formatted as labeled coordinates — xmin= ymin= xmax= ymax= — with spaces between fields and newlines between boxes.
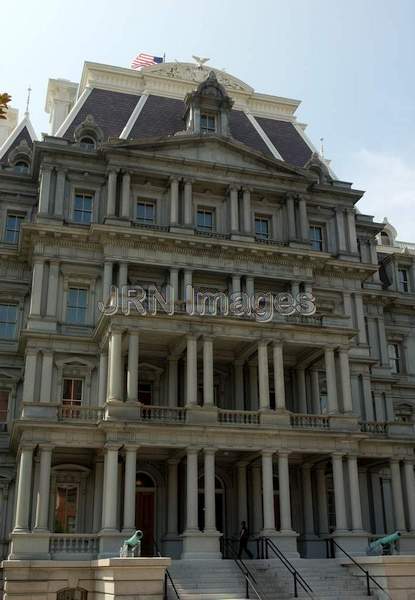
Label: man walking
xmin=238 ymin=520 xmax=253 ymax=559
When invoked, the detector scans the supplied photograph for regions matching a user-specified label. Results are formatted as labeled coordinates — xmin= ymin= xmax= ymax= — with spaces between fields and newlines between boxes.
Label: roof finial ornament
xmin=192 ymin=55 xmax=210 ymax=69
xmin=320 ymin=137 xmax=324 ymax=159
xmin=24 ymin=85 xmax=32 ymax=118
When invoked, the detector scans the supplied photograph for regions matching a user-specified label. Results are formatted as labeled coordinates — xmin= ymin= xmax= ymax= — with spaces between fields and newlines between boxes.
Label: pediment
xmin=108 ymin=135 xmax=308 ymax=178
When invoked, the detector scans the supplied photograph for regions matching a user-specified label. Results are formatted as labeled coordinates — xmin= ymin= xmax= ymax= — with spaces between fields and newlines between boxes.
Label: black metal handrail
xmin=152 ymin=537 xmax=180 ymax=600
xmin=221 ymin=538 xmax=263 ymax=600
xmin=327 ymin=538 xmax=391 ymax=598
xmin=258 ymin=537 xmax=314 ymax=599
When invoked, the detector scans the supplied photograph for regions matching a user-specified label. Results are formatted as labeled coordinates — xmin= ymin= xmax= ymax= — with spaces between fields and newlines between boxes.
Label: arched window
xmin=380 ymin=231 xmax=391 ymax=246
xmin=14 ymin=160 xmax=29 ymax=174
xmin=79 ymin=136 xmax=96 ymax=151
xmin=136 ymin=472 xmax=155 ymax=488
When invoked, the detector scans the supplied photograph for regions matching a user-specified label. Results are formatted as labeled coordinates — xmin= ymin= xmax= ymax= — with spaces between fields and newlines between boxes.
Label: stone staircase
xmin=167 ymin=558 xmax=372 ymax=600
xmin=167 ymin=560 xmax=249 ymax=600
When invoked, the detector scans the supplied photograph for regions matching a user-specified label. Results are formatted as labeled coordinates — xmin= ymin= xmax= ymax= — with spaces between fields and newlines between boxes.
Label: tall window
xmin=73 ymin=191 xmax=93 ymax=224
xmin=66 ymin=288 xmax=88 ymax=324
xmin=0 ymin=390 xmax=9 ymax=429
xmin=54 ymin=484 xmax=78 ymax=533
xmin=398 ymin=268 xmax=409 ymax=293
xmin=5 ymin=214 xmax=24 ymax=244
xmin=309 ymin=225 xmax=323 ymax=251
xmin=138 ymin=382 xmax=153 ymax=405
xmin=0 ymin=304 xmax=17 ymax=339
xmin=200 ymin=114 xmax=216 ymax=134
xmin=63 ymin=378 xmax=83 ymax=406
xmin=255 ymin=215 xmax=271 ymax=240
xmin=388 ymin=343 xmax=401 ymax=374
xmin=197 ymin=208 xmax=215 ymax=232
xmin=136 ymin=201 xmax=156 ymax=224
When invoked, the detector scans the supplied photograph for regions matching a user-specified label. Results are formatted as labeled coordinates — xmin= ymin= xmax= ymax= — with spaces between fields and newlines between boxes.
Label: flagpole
xmin=163 ymin=53 xmax=166 ymax=63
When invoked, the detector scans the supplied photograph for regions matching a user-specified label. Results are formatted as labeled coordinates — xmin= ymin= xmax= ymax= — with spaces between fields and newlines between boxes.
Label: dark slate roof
xmin=128 ymin=95 xmax=185 ymax=139
xmin=0 ymin=126 xmax=33 ymax=165
xmin=229 ymin=111 xmax=272 ymax=157
xmin=63 ymin=88 xmax=139 ymax=140
xmin=62 ymin=89 xmax=313 ymax=167
xmin=256 ymin=117 xmax=312 ymax=167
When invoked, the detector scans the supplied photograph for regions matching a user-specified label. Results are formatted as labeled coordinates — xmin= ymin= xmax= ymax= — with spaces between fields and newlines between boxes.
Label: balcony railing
xmin=49 ymin=534 xmax=99 ymax=555
xmin=291 ymin=413 xmax=330 ymax=429
xmin=58 ymin=406 xmax=104 ymax=422
xmin=218 ymin=408 xmax=260 ymax=425
xmin=359 ymin=421 xmax=389 ymax=435
xmin=139 ymin=405 xmax=186 ymax=423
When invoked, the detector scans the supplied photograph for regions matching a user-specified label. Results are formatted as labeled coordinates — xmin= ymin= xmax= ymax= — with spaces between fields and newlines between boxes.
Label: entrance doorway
xmin=198 ymin=476 xmax=225 ymax=533
xmin=135 ymin=472 xmax=155 ymax=556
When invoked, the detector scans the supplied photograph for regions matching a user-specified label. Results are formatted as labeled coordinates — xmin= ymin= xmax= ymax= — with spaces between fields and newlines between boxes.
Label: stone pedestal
xmin=331 ymin=531 xmax=369 ymax=557
xmin=98 ymin=531 xmax=126 ymax=558
xmin=2 ymin=557 xmax=171 ymax=600
xmin=186 ymin=405 xmax=218 ymax=425
xmin=181 ymin=531 xmax=222 ymax=559
xmin=9 ymin=531 xmax=50 ymax=560
xmin=267 ymin=531 xmax=299 ymax=558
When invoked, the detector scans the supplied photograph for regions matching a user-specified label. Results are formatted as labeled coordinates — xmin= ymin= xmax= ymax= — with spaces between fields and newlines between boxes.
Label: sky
xmin=3 ymin=0 xmax=414 ymax=240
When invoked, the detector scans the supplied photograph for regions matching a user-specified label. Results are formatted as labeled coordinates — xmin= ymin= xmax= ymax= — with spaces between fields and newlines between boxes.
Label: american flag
xmin=131 ymin=52 xmax=164 ymax=70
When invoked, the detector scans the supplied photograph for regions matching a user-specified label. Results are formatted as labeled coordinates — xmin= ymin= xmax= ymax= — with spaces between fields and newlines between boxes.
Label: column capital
xmin=241 ymin=186 xmax=253 ymax=193
xmin=104 ymin=442 xmax=122 ymax=452
xmin=228 ymin=184 xmax=239 ymax=193
xmin=258 ymin=338 xmax=271 ymax=348
xmin=38 ymin=443 xmax=55 ymax=452
xmin=183 ymin=177 xmax=194 ymax=185
xmin=272 ymin=338 xmax=284 ymax=348
xmin=236 ymin=460 xmax=249 ymax=468
xmin=107 ymin=167 xmax=120 ymax=175
xmin=202 ymin=334 xmax=215 ymax=343
xmin=390 ymin=457 xmax=403 ymax=465
xmin=404 ymin=459 xmax=415 ymax=466
xmin=277 ymin=450 xmax=291 ymax=459
xmin=204 ymin=447 xmax=217 ymax=456
xmin=124 ymin=444 xmax=139 ymax=453
xmin=301 ymin=462 xmax=313 ymax=471
xmin=261 ymin=449 xmax=275 ymax=458
xmin=19 ymin=442 xmax=36 ymax=453
xmin=40 ymin=163 xmax=54 ymax=174
xmin=169 ymin=175 xmax=180 ymax=184
xmin=186 ymin=446 xmax=201 ymax=455
xmin=167 ymin=457 xmax=181 ymax=465
xmin=331 ymin=451 xmax=344 ymax=459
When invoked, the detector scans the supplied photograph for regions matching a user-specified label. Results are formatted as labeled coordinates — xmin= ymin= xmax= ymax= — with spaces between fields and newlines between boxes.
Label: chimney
xmin=45 ymin=78 xmax=78 ymax=135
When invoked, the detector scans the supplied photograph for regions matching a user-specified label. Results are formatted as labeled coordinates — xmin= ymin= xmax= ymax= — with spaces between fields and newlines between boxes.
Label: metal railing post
xmin=246 ymin=577 xmax=249 ymax=598
xmin=164 ymin=573 xmax=167 ymax=600
xmin=365 ymin=571 xmax=371 ymax=596
xmin=294 ymin=571 xmax=298 ymax=598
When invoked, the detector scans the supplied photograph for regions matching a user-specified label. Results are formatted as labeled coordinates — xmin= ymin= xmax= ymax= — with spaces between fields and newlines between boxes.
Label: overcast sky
xmin=3 ymin=0 xmax=414 ymax=240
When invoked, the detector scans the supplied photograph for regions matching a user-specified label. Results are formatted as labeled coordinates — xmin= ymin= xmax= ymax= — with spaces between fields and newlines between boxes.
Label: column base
xmin=398 ymin=532 xmax=415 ymax=554
xmin=331 ymin=531 xmax=369 ymax=557
xmin=163 ymin=534 xmax=182 ymax=559
xmin=262 ymin=529 xmax=299 ymax=558
xmin=9 ymin=531 xmax=50 ymax=559
xmin=181 ymin=530 xmax=222 ymax=559
xmin=98 ymin=530 xmax=126 ymax=558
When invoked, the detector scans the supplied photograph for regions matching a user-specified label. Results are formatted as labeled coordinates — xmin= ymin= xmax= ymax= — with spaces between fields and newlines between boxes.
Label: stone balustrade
xmin=58 ymin=405 xmax=104 ymax=422
xmin=217 ymin=408 xmax=260 ymax=425
xmin=49 ymin=534 xmax=99 ymax=556
xmin=139 ymin=405 xmax=186 ymax=423
xmin=291 ymin=413 xmax=330 ymax=429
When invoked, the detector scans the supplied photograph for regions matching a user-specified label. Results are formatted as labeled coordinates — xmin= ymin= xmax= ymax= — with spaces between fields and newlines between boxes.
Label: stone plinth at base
xmin=181 ymin=530 xmax=222 ymax=559
xmin=341 ymin=555 xmax=415 ymax=600
xmin=262 ymin=530 xmax=299 ymax=558
xmin=2 ymin=557 xmax=171 ymax=600
xmin=331 ymin=531 xmax=369 ymax=557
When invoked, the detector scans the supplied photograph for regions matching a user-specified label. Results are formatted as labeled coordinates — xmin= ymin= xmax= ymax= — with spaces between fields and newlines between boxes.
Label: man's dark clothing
xmin=238 ymin=525 xmax=253 ymax=559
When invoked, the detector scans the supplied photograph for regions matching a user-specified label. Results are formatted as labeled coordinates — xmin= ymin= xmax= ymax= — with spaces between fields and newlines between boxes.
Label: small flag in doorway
xmin=131 ymin=53 xmax=164 ymax=70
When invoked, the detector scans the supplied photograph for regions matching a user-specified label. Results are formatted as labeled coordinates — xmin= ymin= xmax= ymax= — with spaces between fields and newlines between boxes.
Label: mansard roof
xmin=59 ymin=90 xmax=312 ymax=167
xmin=0 ymin=115 xmax=37 ymax=165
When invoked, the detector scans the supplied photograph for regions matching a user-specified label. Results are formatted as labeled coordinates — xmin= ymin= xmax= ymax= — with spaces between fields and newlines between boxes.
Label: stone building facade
xmin=0 ymin=60 xmax=414 ymax=577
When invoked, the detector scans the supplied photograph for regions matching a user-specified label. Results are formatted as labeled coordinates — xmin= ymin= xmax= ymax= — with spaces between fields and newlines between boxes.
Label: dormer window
xmin=79 ymin=136 xmax=96 ymax=151
xmin=184 ymin=71 xmax=234 ymax=136
xmin=14 ymin=160 xmax=29 ymax=174
xmin=200 ymin=114 xmax=216 ymax=134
